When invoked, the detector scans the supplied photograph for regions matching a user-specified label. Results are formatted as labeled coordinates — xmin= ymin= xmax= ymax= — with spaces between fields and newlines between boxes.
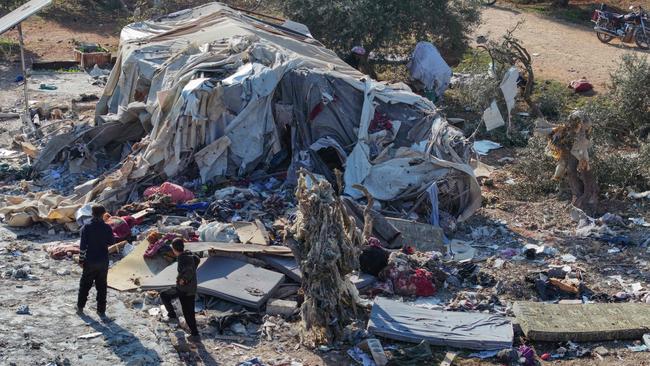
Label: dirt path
xmin=475 ymin=5 xmax=650 ymax=89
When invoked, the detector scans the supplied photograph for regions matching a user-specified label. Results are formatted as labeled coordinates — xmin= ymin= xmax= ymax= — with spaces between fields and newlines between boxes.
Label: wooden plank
xmin=186 ymin=242 xmax=292 ymax=256
xmin=513 ymin=302 xmax=650 ymax=342
xmin=368 ymin=297 xmax=513 ymax=350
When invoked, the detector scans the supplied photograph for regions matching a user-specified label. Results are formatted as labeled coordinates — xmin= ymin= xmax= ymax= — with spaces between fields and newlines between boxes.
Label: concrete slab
xmin=513 ymin=302 xmax=650 ymax=342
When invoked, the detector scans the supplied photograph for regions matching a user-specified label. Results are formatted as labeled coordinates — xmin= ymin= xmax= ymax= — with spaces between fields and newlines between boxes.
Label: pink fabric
xmin=570 ymin=79 xmax=593 ymax=93
xmin=106 ymin=216 xmax=131 ymax=240
xmin=144 ymin=182 xmax=195 ymax=203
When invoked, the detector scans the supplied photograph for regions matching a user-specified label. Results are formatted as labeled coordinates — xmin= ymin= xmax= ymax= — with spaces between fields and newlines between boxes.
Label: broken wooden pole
xmin=16 ymin=23 xmax=37 ymax=134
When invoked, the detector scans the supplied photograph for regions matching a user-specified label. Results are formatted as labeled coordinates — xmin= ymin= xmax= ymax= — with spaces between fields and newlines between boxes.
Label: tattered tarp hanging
xmin=77 ymin=3 xmax=480 ymax=221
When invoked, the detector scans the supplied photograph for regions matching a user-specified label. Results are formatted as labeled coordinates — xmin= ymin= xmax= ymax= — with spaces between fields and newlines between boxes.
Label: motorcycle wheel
xmin=635 ymin=28 xmax=650 ymax=49
xmin=597 ymin=32 xmax=614 ymax=43
xmin=482 ymin=0 xmax=497 ymax=5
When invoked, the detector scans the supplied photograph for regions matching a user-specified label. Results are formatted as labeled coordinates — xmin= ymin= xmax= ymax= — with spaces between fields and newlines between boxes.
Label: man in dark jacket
xmin=160 ymin=238 xmax=201 ymax=340
xmin=77 ymin=205 xmax=114 ymax=319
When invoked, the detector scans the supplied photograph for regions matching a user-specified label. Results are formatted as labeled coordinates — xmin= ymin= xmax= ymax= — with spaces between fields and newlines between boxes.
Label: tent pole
xmin=17 ymin=23 xmax=36 ymax=132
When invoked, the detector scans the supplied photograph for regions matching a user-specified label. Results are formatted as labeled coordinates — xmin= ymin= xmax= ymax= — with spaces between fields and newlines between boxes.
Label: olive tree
xmin=275 ymin=0 xmax=481 ymax=63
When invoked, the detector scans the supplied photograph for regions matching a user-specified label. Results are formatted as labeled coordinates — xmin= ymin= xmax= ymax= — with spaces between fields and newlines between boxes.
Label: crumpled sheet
xmin=0 ymin=192 xmax=81 ymax=227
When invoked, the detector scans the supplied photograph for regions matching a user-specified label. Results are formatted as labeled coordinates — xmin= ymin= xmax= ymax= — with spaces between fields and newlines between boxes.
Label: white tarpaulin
xmin=407 ymin=42 xmax=452 ymax=97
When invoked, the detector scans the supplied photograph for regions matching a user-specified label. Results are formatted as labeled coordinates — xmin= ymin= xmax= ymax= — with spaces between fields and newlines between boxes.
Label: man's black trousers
xmin=160 ymin=288 xmax=199 ymax=336
xmin=77 ymin=262 xmax=109 ymax=313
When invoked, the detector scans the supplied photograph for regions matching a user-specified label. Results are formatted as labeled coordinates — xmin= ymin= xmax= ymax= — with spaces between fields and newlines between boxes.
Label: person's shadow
xmin=79 ymin=314 xmax=161 ymax=364
xmin=171 ymin=331 xmax=220 ymax=366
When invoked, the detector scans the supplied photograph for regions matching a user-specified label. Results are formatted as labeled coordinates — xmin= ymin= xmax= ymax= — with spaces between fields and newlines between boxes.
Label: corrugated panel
xmin=0 ymin=0 xmax=52 ymax=35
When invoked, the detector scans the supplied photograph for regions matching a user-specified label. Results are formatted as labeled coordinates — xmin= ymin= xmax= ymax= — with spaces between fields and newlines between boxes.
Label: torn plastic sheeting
xmin=482 ymin=100 xmax=506 ymax=132
xmin=309 ymin=136 xmax=347 ymax=164
xmin=0 ymin=192 xmax=81 ymax=227
xmin=195 ymin=136 xmax=231 ymax=183
xmin=361 ymin=158 xmax=448 ymax=201
xmin=225 ymin=96 xmax=281 ymax=174
xmin=474 ymin=140 xmax=502 ymax=155
xmin=343 ymin=142 xmax=372 ymax=198
xmin=427 ymin=183 xmax=440 ymax=227
xmin=500 ymin=66 xmax=519 ymax=116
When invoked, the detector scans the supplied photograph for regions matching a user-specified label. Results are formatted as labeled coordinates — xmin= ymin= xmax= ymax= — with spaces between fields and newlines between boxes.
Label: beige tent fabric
xmin=78 ymin=3 xmax=482 ymax=221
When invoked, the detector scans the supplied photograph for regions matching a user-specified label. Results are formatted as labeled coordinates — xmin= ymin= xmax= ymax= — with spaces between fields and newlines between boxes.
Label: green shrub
xmin=505 ymin=135 xmax=558 ymax=199
xmin=534 ymin=80 xmax=575 ymax=120
xmin=0 ymin=38 xmax=18 ymax=61
xmin=274 ymin=0 xmax=481 ymax=65
xmin=610 ymin=54 xmax=650 ymax=135
xmin=592 ymin=143 xmax=650 ymax=193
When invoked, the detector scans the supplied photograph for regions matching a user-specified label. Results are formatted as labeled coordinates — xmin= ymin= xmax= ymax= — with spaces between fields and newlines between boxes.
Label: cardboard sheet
xmin=232 ymin=220 xmax=270 ymax=245
xmin=107 ymin=241 xmax=170 ymax=291
xmin=368 ymin=297 xmax=513 ymax=350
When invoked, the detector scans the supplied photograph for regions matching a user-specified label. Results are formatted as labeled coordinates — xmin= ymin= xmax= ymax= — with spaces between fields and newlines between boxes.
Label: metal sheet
xmin=0 ymin=0 xmax=53 ymax=35
xmin=368 ymin=297 xmax=513 ymax=351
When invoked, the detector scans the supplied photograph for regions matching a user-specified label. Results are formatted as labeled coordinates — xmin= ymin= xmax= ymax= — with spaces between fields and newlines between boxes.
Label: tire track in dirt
xmin=475 ymin=5 xmax=650 ymax=90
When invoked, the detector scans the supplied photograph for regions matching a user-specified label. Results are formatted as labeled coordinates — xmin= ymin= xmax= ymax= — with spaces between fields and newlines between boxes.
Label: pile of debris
xmin=5 ymin=3 xmax=650 ymax=366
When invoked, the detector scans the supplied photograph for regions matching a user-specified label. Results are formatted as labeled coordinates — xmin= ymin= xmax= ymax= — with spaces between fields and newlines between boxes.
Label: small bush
xmin=610 ymin=54 xmax=650 ymax=134
xmin=534 ymin=80 xmax=575 ymax=120
xmin=592 ymin=143 xmax=650 ymax=193
xmin=505 ymin=135 xmax=557 ymax=199
xmin=0 ymin=38 xmax=18 ymax=61
xmin=582 ymin=96 xmax=630 ymax=144
xmin=509 ymin=135 xmax=650 ymax=199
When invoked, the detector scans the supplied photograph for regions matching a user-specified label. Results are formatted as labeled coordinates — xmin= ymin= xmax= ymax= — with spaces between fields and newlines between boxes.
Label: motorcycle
xmin=592 ymin=4 xmax=650 ymax=49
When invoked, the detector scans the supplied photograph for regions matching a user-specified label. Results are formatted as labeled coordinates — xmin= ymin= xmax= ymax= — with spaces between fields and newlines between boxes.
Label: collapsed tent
xmin=66 ymin=3 xmax=479 ymax=221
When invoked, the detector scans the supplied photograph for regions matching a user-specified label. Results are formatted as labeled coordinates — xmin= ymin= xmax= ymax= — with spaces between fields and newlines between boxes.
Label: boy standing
xmin=160 ymin=238 xmax=201 ymax=341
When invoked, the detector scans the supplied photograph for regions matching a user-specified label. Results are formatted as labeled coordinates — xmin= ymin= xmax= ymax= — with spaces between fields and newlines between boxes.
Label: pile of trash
xmin=6 ymin=3 xmax=650 ymax=366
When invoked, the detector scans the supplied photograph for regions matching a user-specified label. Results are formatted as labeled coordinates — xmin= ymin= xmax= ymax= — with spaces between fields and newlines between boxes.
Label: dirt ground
xmin=475 ymin=4 xmax=650 ymax=90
